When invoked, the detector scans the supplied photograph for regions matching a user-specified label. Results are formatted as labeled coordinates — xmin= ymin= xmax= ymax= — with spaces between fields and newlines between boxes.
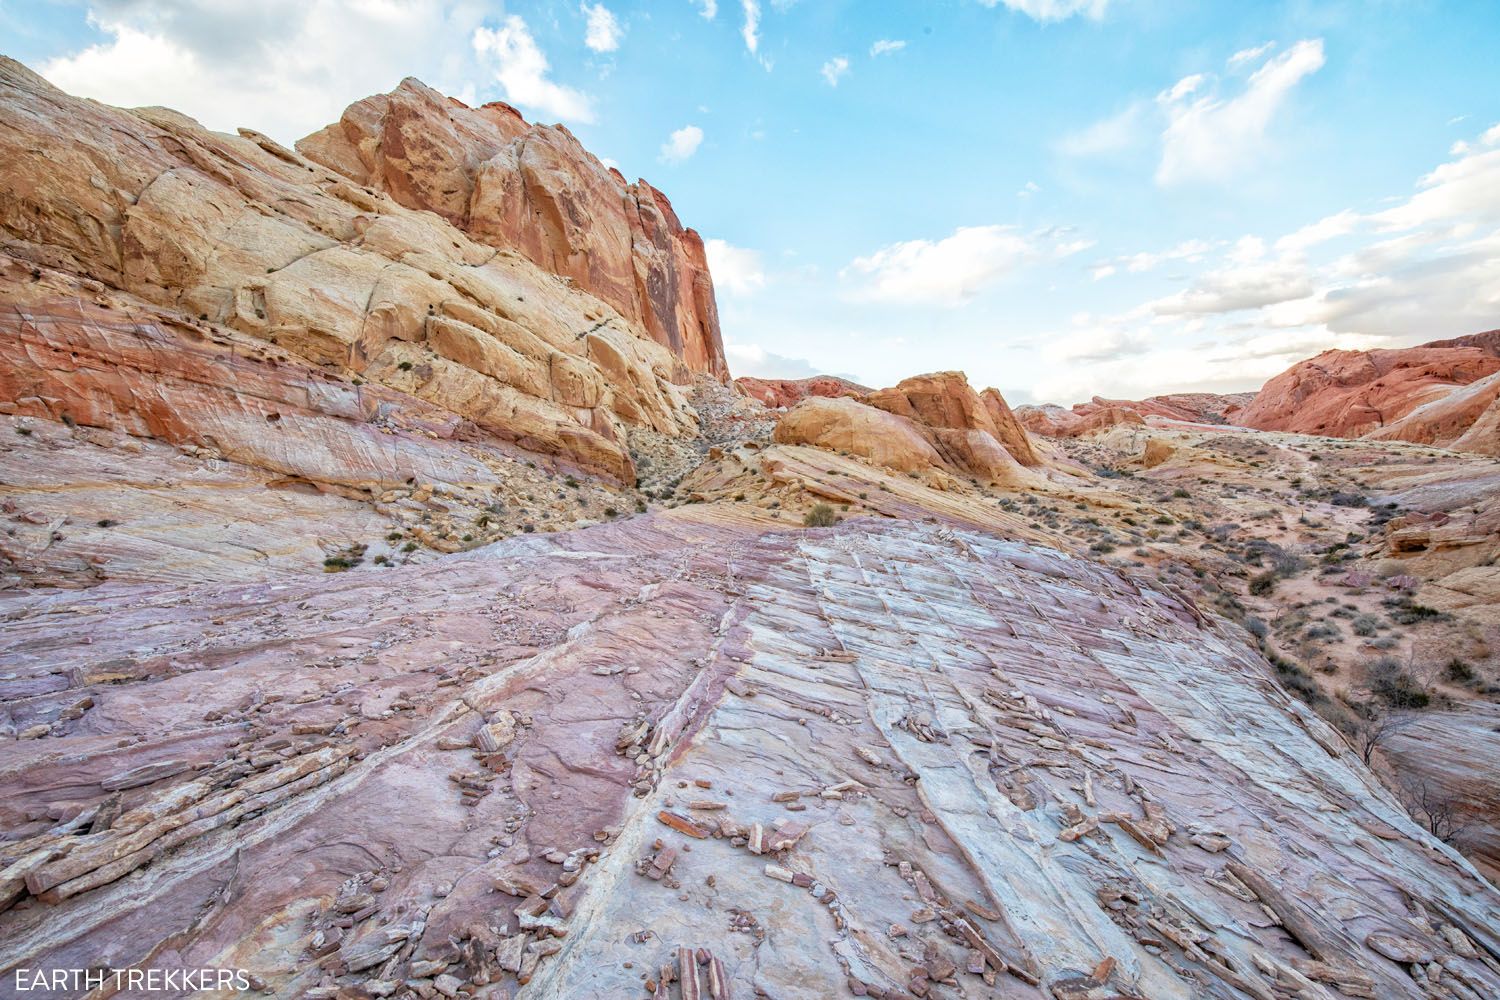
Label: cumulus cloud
xmin=843 ymin=226 xmax=1035 ymax=305
xmin=870 ymin=39 xmax=906 ymax=57
xmin=473 ymin=16 xmax=596 ymax=124
xmin=693 ymin=0 xmax=718 ymax=19
xmin=979 ymin=0 xmax=1110 ymax=21
xmin=1151 ymin=260 xmax=1315 ymax=316
xmin=581 ymin=3 xmax=622 ymax=53
xmin=705 ymin=239 xmax=767 ymax=296
xmin=1037 ymin=117 xmax=1500 ymax=403
xmin=1156 ymin=39 xmax=1325 ymax=185
xmin=38 ymin=0 xmax=490 ymax=143
xmin=660 ymin=124 xmax=704 ymax=163
xmin=821 ymin=56 xmax=850 ymax=86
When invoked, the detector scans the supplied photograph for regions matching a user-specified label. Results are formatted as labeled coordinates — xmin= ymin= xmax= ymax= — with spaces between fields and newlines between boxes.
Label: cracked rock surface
xmin=3 ymin=514 xmax=1497 ymax=999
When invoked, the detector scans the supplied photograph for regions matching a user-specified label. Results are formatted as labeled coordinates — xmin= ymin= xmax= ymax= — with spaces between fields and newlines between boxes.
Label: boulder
xmin=773 ymin=397 xmax=944 ymax=474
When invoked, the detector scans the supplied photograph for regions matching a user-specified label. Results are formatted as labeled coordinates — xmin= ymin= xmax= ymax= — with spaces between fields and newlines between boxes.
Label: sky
xmin=4 ymin=0 xmax=1500 ymax=405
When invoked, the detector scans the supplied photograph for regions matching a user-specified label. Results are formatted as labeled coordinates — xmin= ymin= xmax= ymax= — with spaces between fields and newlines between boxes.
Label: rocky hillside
xmin=1237 ymin=332 xmax=1500 ymax=454
xmin=0 ymin=59 xmax=728 ymax=585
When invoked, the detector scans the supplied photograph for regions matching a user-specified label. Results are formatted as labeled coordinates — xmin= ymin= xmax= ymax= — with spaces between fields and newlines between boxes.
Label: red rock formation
xmin=734 ymin=375 xmax=869 ymax=409
xmin=865 ymin=372 xmax=1042 ymax=469
xmin=1017 ymin=403 xmax=1146 ymax=438
xmin=774 ymin=372 xmax=1042 ymax=484
xmin=1237 ymin=332 xmax=1500 ymax=448
xmin=0 ymin=59 xmax=715 ymax=488
xmin=1019 ymin=393 xmax=1254 ymax=438
xmin=298 ymin=78 xmax=727 ymax=380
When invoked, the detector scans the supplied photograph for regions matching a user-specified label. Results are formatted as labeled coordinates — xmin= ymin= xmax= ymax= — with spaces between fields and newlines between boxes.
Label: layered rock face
xmin=1017 ymin=393 xmax=1255 ymax=438
xmin=4 ymin=514 xmax=1497 ymax=999
xmin=734 ymin=375 xmax=870 ymax=409
xmin=1237 ymin=332 xmax=1500 ymax=450
xmin=774 ymin=372 xmax=1045 ymax=486
xmin=298 ymin=78 xmax=726 ymax=380
xmin=0 ymin=59 xmax=716 ymax=492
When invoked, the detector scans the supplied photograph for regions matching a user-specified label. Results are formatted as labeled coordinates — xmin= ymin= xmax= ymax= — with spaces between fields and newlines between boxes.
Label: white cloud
xmin=980 ymin=0 xmax=1110 ymax=22
xmin=821 ymin=56 xmax=850 ymax=87
xmin=843 ymin=225 xmax=1035 ymax=305
xmin=1274 ymin=210 xmax=1360 ymax=254
xmin=1151 ymin=260 xmax=1314 ymax=316
xmin=741 ymin=0 xmax=761 ymax=54
xmin=1227 ymin=41 xmax=1275 ymax=69
xmin=660 ymin=124 xmax=704 ymax=163
xmin=693 ymin=0 xmax=718 ymax=20
xmin=870 ymin=39 xmax=906 ymax=57
xmin=1156 ymin=38 xmax=1325 ymax=186
xmin=1057 ymin=101 xmax=1147 ymax=157
xmin=37 ymin=0 xmax=489 ymax=144
xmin=724 ymin=343 xmax=825 ymax=380
xmin=1018 ymin=180 xmax=1041 ymax=198
xmin=1109 ymin=238 xmax=1216 ymax=274
xmin=581 ymin=3 xmax=622 ymax=53
xmin=473 ymin=16 xmax=596 ymax=124
xmin=705 ymin=239 xmax=767 ymax=296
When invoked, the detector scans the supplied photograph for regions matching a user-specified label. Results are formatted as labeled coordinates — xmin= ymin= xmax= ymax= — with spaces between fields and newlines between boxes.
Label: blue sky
xmin=6 ymin=0 xmax=1500 ymax=403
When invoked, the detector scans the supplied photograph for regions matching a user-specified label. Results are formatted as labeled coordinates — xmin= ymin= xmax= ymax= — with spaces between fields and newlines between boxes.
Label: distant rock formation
xmin=298 ymin=78 xmax=726 ymax=380
xmin=774 ymin=371 xmax=1042 ymax=485
xmin=1018 ymin=392 xmax=1255 ymax=438
xmin=734 ymin=375 xmax=869 ymax=409
xmin=1237 ymin=331 xmax=1500 ymax=451
xmin=0 ymin=60 xmax=724 ymax=488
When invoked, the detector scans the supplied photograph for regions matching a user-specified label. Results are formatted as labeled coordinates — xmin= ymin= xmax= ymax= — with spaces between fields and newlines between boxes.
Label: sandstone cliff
xmin=0 ymin=59 xmax=720 ymax=496
xmin=1237 ymin=332 xmax=1500 ymax=450
xmin=297 ymin=78 xmax=727 ymax=381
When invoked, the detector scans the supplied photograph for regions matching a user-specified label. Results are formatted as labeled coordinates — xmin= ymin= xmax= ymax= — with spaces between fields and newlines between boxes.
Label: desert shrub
xmin=804 ymin=503 xmax=837 ymax=528
xmin=1368 ymin=656 xmax=1430 ymax=709
xmin=1248 ymin=571 xmax=1277 ymax=596
xmin=1444 ymin=658 xmax=1476 ymax=683
xmin=1352 ymin=613 xmax=1380 ymax=636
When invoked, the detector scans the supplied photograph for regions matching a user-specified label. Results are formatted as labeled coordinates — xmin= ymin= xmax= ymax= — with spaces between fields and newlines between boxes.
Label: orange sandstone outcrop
xmin=0 ymin=59 xmax=717 ymax=485
xmin=1237 ymin=331 xmax=1500 ymax=449
xmin=297 ymin=78 xmax=727 ymax=380
xmin=774 ymin=372 xmax=1042 ymax=484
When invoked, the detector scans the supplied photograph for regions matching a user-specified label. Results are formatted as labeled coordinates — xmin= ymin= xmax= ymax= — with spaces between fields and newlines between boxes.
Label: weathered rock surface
xmin=298 ymin=78 xmax=727 ymax=380
xmin=3 ymin=514 xmax=1496 ymax=999
xmin=1018 ymin=394 xmax=1254 ymax=438
xmin=1237 ymin=332 xmax=1500 ymax=450
xmin=734 ymin=375 xmax=870 ymax=410
xmin=0 ymin=58 xmax=711 ymax=491
xmin=774 ymin=373 xmax=1045 ymax=486
xmin=1019 ymin=403 xmax=1148 ymax=439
